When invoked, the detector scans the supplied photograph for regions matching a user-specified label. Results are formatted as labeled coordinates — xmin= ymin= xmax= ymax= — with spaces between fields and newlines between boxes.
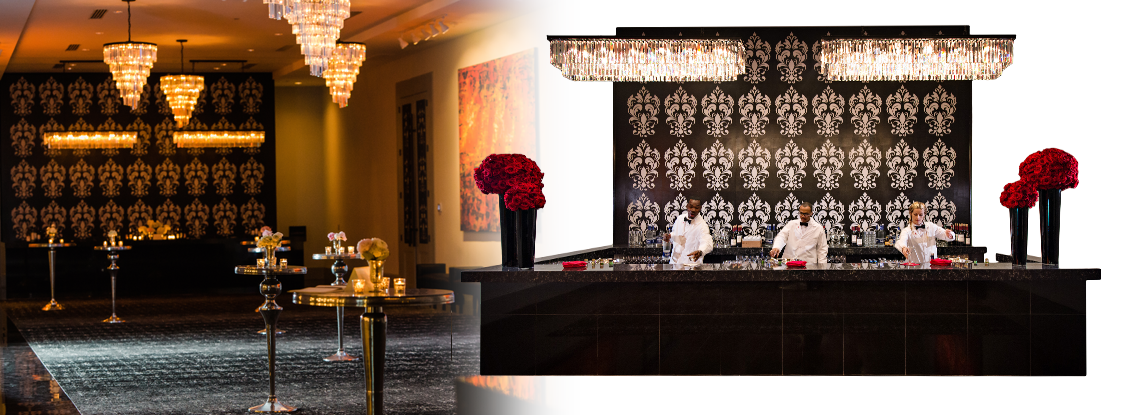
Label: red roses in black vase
xmin=1018 ymin=148 xmax=1079 ymax=191
xmin=473 ymin=154 xmax=546 ymax=210
xmin=1000 ymin=180 xmax=1038 ymax=209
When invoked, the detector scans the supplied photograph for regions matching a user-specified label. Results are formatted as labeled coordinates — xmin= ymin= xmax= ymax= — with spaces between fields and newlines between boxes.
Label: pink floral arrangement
xmin=1019 ymin=148 xmax=1079 ymax=191
xmin=473 ymin=154 xmax=546 ymax=210
xmin=328 ymin=231 xmax=347 ymax=242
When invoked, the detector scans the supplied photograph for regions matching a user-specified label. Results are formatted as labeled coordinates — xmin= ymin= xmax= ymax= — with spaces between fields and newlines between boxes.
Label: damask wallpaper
xmin=613 ymin=26 xmax=972 ymax=244
xmin=1 ymin=72 xmax=277 ymax=243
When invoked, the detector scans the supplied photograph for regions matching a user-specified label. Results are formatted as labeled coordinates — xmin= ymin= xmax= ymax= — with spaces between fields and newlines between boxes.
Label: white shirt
xmin=773 ymin=219 xmax=828 ymax=263
xmin=895 ymin=221 xmax=955 ymax=264
xmin=668 ymin=213 xmax=713 ymax=265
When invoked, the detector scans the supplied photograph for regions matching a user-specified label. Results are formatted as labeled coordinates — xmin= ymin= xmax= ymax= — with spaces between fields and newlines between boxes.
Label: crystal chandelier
xmin=323 ymin=42 xmax=366 ymax=108
xmin=818 ymin=36 xmax=1016 ymax=81
xmin=264 ymin=0 xmax=351 ymax=77
xmin=547 ymin=36 xmax=746 ymax=82
xmin=43 ymin=132 xmax=138 ymax=149
xmin=173 ymin=131 xmax=265 ymax=148
xmin=103 ymin=0 xmax=157 ymax=109
xmin=160 ymin=40 xmax=205 ymax=128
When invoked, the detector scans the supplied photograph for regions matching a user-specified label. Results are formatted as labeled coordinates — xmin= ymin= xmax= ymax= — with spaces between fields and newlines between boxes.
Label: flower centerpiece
xmin=1017 ymin=148 xmax=1078 ymax=264
xmin=1001 ymin=179 xmax=1037 ymax=266
xmin=138 ymin=220 xmax=172 ymax=240
xmin=256 ymin=227 xmax=285 ymax=267
xmin=328 ymin=231 xmax=347 ymax=254
xmin=46 ymin=223 xmax=58 ymax=243
xmin=473 ymin=154 xmax=546 ymax=268
xmin=356 ymin=237 xmax=390 ymax=292
xmin=107 ymin=229 xmax=118 ymax=246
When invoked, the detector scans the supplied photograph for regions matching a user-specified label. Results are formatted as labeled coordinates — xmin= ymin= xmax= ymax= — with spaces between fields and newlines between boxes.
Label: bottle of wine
xmin=855 ymin=225 xmax=864 ymax=247
xmin=964 ymin=223 xmax=971 ymax=246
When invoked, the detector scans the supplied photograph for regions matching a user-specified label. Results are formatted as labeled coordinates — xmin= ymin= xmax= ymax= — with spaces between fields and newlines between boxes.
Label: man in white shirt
xmin=663 ymin=197 xmax=713 ymax=265
xmin=769 ymin=202 xmax=828 ymax=263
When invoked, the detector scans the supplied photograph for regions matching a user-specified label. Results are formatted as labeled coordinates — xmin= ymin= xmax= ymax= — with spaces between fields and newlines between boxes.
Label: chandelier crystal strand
xmin=263 ymin=0 xmax=350 ymax=77
xmin=548 ymin=38 xmax=745 ymax=82
xmin=323 ymin=42 xmax=366 ymax=108
xmin=43 ymin=132 xmax=138 ymax=149
xmin=173 ymin=131 xmax=265 ymax=148
xmin=160 ymin=40 xmax=205 ymax=128
xmin=819 ymin=37 xmax=1014 ymax=81
xmin=103 ymin=0 xmax=157 ymax=109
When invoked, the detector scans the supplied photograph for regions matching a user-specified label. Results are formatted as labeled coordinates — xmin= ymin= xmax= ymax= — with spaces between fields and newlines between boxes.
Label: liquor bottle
xmin=764 ymin=224 xmax=775 ymax=246
xmin=964 ymin=223 xmax=971 ymax=245
xmin=877 ymin=224 xmax=886 ymax=246
xmin=735 ymin=225 xmax=743 ymax=246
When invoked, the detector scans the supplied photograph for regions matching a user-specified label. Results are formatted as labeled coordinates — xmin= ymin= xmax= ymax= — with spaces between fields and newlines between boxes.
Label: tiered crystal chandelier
xmin=547 ymin=36 xmax=746 ymax=82
xmin=818 ymin=36 xmax=1016 ymax=81
xmin=160 ymin=40 xmax=205 ymax=128
xmin=43 ymin=132 xmax=138 ymax=149
xmin=323 ymin=42 xmax=366 ymax=108
xmin=103 ymin=0 xmax=157 ymax=109
xmin=172 ymin=131 xmax=265 ymax=148
xmin=264 ymin=0 xmax=352 ymax=77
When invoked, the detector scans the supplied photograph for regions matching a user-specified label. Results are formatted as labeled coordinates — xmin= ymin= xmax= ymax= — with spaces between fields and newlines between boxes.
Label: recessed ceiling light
xmin=82 ymin=48 xmax=89 ymax=51
xmin=213 ymin=67 xmax=220 ymax=70
xmin=248 ymin=49 xmax=254 ymax=52
xmin=95 ymin=32 xmax=103 ymax=35
xmin=114 ymin=10 xmax=122 ymax=14
xmin=295 ymin=82 xmax=302 ymax=85
xmin=274 ymin=33 xmax=282 ymax=36
xmin=221 ymin=63 xmax=227 ymax=66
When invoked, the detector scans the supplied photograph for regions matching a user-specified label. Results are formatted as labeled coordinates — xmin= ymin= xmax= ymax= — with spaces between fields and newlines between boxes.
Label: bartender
xmin=769 ymin=202 xmax=828 ymax=263
xmin=663 ymin=196 xmax=713 ymax=265
xmin=895 ymin=202 xmax=955 ymax=264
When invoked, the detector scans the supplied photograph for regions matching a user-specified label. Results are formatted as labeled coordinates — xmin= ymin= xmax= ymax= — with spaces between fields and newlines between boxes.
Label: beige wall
xmin=969 ymin=24 xmax=1099 ymax=261
xmin=275 ymin=15 xmax=543 ymax=277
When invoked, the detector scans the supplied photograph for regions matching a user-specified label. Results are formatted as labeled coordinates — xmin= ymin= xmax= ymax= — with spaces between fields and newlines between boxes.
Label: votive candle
xmin=347 ymin=246 xmax=355 ymax=254
xmin=393 ymin=278 xmax=406 ymax=293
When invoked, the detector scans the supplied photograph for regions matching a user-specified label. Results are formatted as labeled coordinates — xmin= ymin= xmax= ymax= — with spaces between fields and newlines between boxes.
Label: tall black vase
xmin=498 ymin=198 xmax=518 ymax=268
xmin=1038 ymin=189 xmax=1061 ymax=265
xmin=514 ymin=209 xmax=538 ymax=268
xmin=1009 ymin=207 xmax=1029 ymax=266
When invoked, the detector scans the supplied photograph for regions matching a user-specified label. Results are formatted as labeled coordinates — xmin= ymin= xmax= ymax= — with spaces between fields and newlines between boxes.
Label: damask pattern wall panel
xmin=613 ymin=26 xmax=972 ymax=243
xmin=1 ymin=72 xmax=277 ymax=242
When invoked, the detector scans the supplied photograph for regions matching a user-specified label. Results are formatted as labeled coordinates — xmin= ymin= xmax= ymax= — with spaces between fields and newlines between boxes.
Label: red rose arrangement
xmin=1018 ymin=148 xmax=1078 ymax=191
xmin=474 ymin=154 xmax=546 ymax=210
xmin=1000 ymin=180 xmax=1038 ymax=209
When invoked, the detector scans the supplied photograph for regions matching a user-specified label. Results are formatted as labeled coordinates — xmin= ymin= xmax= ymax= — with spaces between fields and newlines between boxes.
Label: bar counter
xmin=464 ymin=248 xmax=1099 ymax=376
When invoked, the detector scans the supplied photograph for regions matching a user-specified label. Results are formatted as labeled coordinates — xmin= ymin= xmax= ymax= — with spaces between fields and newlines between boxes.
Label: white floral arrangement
xmin=356 ymin=237 xmax=389 ymax=261
xmin=256 ymin=226 xmax=284 ymax=249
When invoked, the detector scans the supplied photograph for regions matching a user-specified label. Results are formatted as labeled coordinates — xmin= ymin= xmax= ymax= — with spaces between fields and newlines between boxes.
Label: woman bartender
xmin=895 ymin=202 xmax=955 ymax=264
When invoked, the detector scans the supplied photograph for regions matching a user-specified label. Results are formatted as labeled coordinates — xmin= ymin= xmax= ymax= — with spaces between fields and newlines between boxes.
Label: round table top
xmin=241 ymin=240 xmax=290 ymax=246
xmin=291 ymin=286 xmax=454 ymax=308
xmin=312 ymin=252 xmax=363 ymax=260
xmin=247 ymin=246 xmax=291 ymax=253
xmin=93 ymin=245 xmax=132 ymax=251
xmin=234 ymin=265 xmax=308 ymax=275
xmin=27 ymin=242 xmax=76 ymax=248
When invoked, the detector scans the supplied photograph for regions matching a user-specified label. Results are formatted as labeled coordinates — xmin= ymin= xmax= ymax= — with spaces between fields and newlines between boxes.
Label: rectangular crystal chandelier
xmin=172 ymin=131 xmax=265 ymax=148
xmin=547 ymin=36 xmax=746 ymax=82
xmin=819 ymin=35 xmax=1015 ymax=81
xmin=43 ymin=131 xmax=138 ymax=149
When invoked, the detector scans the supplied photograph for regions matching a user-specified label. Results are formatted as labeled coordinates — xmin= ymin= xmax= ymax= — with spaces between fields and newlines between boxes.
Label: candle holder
xmin=312 ymin=251 xmax=363 ymax=362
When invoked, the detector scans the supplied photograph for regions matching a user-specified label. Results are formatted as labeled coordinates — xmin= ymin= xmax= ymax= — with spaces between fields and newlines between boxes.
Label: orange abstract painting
xmin=458 ymin=49 xmax=537 ymax=232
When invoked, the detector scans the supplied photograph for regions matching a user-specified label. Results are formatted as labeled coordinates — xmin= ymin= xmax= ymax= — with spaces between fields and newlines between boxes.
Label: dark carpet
xmin=3 ymin=293 xmax=480 ymax=415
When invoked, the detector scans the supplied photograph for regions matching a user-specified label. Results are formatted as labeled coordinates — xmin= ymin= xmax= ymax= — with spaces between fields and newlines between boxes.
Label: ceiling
xmin=0 ymin=0 xmax=535 ymax=86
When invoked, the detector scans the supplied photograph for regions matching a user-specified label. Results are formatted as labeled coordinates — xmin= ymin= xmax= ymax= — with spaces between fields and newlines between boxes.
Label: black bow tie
xmin=799 ymin=222 xmax=808 ymax=227
xmin=915 ymin=224 xmax=925 ymax=229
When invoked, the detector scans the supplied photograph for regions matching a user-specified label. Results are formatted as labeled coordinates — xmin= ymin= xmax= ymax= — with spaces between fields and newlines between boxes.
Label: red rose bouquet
xmin=1018 ymin=148 xmax=1078 ymax=191
xmin=1000 ymin=180 xmax=1038 ymax=209
xmin=474 ymin=154 xmax=546 ymax=210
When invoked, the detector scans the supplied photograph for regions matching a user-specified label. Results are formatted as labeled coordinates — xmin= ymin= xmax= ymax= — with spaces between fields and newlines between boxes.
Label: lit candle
xmin=103 ymin=241 xmax=108 ymax=247
xmin=347 ymin=246 xmax=354 ymax=254
xmin=353 ymin=279 xmax=366 ymax=294
xmin=394 ymin=278 xmax=406 ymax=293
xmin=255 ymin=236 xmax=260 ymax=242
xmin=325 ymin=247 xmax=332 ymax=254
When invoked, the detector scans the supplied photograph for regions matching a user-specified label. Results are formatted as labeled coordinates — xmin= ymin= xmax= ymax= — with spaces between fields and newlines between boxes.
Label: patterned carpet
xmin=3 ymin=293 xmax=480 ymax=415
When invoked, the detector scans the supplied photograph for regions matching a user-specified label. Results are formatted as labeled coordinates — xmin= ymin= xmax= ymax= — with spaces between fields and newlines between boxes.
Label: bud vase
xmin=368 ymin=260 xmax=388 ymax=292
xmin=264 ymin=246 xmax=277 ymax=268
xmin=1038 ymin=189 xmax=1061 ymax=265
xmin=332 ymin=239 xmax=343 ymax=255
xmin=1009 ymin=207 xmax=1029 ymax=266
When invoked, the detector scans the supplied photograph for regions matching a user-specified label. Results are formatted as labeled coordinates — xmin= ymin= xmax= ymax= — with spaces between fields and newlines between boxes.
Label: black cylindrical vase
xmin=1038 ymin=189 xmax=1061 ymax=265
xmin=514 ymin=208 xmax=538 ymax=269
xmin=1009 ymin=207 xmax=1029 ymax=266
xmin=498 ymin=198 xmax=517 ymax=268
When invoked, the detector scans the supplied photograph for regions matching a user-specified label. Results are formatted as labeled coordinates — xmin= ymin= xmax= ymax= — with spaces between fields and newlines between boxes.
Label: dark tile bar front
xmin=467 ymin=252 xmax=1099 ymax=376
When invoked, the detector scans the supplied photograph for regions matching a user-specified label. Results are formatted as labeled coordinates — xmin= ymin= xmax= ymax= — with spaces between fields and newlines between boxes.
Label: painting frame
xmin=458 ymin=49 xmax=538 ymax=233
